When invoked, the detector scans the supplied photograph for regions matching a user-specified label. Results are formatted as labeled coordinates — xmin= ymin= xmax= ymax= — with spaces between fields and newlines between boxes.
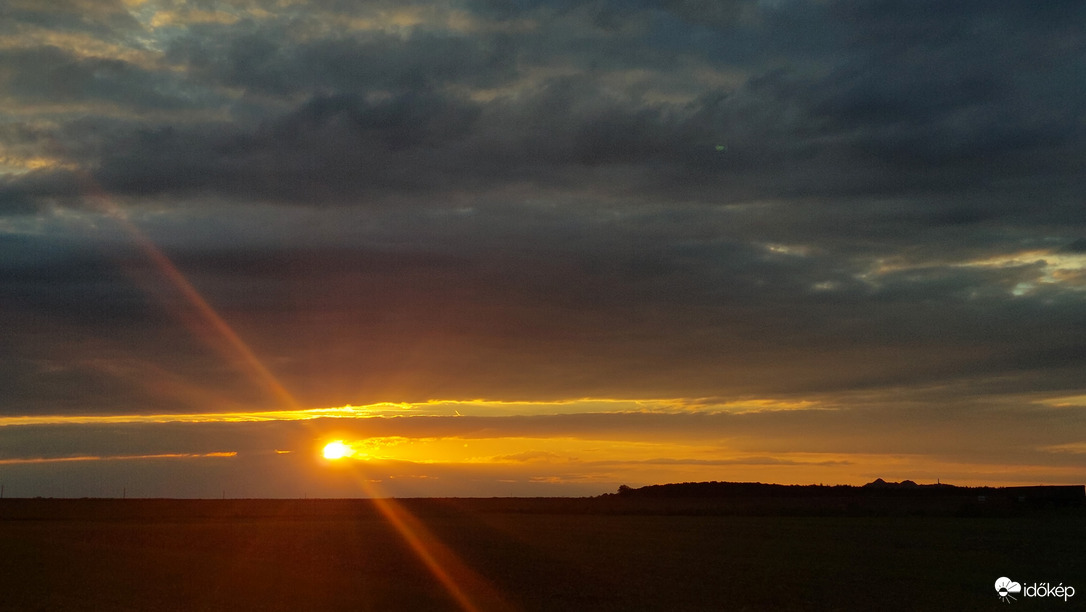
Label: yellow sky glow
xmin=0 ymin=451 xmax=237 ymax=465
xmin=0 ymin=397 xmax=826 ymax=427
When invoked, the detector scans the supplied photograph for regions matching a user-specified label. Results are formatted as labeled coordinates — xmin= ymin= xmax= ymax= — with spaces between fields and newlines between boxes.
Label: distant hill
xmin=609 ymin=480 xmax=1084 ymax=507
xmin=613 ymin=480 xmax=953 ymax=498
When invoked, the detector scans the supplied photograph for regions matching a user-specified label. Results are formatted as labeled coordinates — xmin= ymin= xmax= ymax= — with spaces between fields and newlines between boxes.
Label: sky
xmin=1 ymin=0 xmax=1085 ymax=498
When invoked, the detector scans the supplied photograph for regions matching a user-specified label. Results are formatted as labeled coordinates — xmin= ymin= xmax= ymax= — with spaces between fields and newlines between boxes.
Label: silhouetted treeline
xmin=605 ymin=480 xmax=1084 ymax=514
xmin=612 ymin=480 xmax=954 ymax=499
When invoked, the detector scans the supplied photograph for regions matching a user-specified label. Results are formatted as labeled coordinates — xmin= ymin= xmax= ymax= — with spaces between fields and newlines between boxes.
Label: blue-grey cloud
xmin=0 ymin=0 xmax=1083 ymax=491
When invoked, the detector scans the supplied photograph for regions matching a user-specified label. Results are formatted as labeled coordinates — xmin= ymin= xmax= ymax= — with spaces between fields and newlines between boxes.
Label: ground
xmin=0 ymin=498 xmax=1081 ymax=610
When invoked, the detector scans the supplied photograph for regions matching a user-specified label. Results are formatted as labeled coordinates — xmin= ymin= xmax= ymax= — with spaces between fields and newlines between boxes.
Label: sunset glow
xmin=1 ymin=0 xmax=1084 ymax=500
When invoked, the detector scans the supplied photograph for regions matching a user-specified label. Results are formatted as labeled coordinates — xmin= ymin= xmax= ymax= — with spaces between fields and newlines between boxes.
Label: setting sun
xmin=322 ymin=441 xmax=352 ymax=460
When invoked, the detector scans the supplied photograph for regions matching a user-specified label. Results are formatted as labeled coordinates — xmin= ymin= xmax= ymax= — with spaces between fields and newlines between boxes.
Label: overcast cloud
xmin=1 ymin=0 xmax=1084 ymax=496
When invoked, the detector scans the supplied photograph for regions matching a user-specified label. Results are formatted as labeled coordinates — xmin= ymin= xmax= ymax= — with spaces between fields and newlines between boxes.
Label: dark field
xmin=1 ymin=498 xmax=1082 ymax=611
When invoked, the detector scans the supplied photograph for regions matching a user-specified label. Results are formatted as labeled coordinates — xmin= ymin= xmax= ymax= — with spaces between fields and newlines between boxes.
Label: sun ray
xmin=357 ymin=482 xmax=515 ymax=612
xmin=69 ymin=164 xmax=300 ymax=410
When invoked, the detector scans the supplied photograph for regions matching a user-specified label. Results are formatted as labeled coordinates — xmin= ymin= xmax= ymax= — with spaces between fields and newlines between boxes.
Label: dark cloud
xmin=1064 ymin=239 xmax=1086 ymax=253
xmin=166 ymin=23 xmax=518 ymax=96
xmin=0 ymin=46 xmax=195 ymax=111
xmin=1 ymin=0 xmax=1084 ymax=493
xmin=2 ymin=0 xmax=1081 ymax=228
xmin=3 ymin=191 xmax=1084 ymax=413
xmin=0 ymin=0 xmax=142 ymax=40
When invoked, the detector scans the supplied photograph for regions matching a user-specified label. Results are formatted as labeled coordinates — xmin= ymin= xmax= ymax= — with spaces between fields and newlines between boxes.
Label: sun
xmin=322 ymin=440 xmax=352 ymax=460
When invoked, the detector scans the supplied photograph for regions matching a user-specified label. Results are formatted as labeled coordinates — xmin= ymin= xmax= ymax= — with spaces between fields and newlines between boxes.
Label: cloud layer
xmin=1 ymin=0 xmax=1084 ymax=494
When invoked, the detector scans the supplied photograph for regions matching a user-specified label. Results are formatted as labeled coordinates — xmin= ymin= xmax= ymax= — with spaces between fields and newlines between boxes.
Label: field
xmin=1 ymin=498 xmax=1082 ymax=611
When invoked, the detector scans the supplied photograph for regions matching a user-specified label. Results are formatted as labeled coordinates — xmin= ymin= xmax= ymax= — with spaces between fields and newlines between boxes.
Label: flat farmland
xmin=0 ymin=498 xmax=1082 ymax=611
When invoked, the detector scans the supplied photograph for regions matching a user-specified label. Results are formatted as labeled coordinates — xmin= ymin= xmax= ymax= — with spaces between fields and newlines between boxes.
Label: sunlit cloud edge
xmin=0 ymin=397 xmax=827 ymax=427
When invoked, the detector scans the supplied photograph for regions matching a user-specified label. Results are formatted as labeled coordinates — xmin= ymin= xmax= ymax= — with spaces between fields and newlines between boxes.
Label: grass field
xmin=0 ymin=498 xmax=1082 ymax=611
